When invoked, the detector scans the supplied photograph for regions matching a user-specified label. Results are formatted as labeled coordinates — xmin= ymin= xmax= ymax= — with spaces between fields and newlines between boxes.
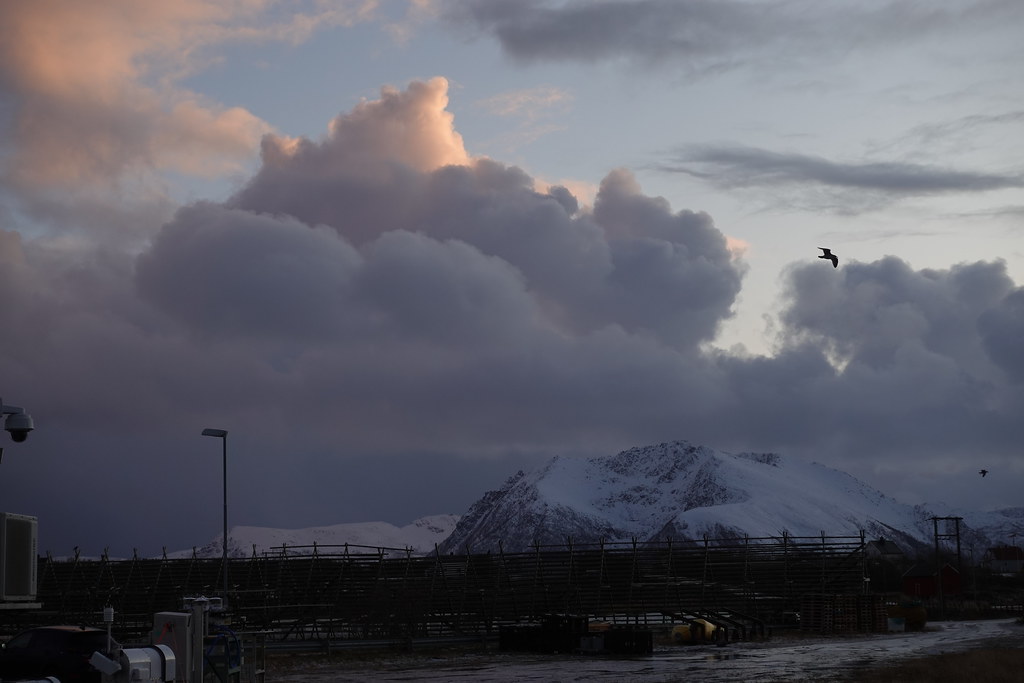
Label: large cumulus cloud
xmin=126 ymin=77 xmax=746 ymax=457
xmin=778 ymin=259 xmax=1024 ymax=457
xmin=3 ymin=77 xmax=1023 ymax=557
xmin=130 ymin=77 xmax=1024 ymax=467
xmin=158 ymin=77 xmax=744 ymax=351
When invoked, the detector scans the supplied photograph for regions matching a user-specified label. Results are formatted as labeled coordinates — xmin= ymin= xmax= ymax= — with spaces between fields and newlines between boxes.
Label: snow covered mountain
xmin=438 ymin=441 xmax=1020 ymax=555
xmin=166 ymin=514 xmax=459 ymax=559
xmin=168 ymin=441 xmax=1022 ymax=560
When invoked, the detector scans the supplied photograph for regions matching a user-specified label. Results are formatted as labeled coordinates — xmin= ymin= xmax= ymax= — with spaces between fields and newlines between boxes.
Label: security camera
xmin=4 ymin=412 xmax=33 ymax=442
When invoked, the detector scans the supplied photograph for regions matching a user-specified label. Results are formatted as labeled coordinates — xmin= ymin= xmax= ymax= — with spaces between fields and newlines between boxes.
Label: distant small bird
xmin=979 ymin=469 xmax=988 ymax=477
xmin=818 ymin=247 xmax=838 ymax=268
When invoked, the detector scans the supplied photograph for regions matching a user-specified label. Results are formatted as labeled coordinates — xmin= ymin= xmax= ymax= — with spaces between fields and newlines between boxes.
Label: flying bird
xmin=979 ymin=469 xmax=988 ymax=477
xmin=818 ymin=247 xmax=838 ymax=268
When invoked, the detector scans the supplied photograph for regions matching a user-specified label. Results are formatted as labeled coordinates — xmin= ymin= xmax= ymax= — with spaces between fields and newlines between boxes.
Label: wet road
xmin=270 ymin=618 xmax=1022 ymax=682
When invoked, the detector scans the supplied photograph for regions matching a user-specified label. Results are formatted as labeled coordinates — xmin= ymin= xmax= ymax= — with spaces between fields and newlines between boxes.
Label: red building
xmin=901 ymin=562 xmax=961 ymax=598
xmin=984 ymin=546 xmax=1024 ymax=575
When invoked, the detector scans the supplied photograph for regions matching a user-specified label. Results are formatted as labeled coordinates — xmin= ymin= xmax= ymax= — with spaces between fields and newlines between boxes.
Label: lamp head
xmin=202 ymin=428 xmax=228 ymax=438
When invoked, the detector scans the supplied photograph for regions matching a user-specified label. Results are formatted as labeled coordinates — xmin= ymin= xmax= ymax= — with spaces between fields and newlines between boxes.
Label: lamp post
xmin=201 ymin=428 xmax=229 ymax=607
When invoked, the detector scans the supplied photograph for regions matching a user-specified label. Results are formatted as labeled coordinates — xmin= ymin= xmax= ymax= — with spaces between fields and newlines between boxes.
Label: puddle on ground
xmin=704 ymin=651 xmax=742 ymax=661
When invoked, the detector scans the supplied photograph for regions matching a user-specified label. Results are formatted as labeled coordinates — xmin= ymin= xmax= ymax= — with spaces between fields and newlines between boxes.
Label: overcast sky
xmin=1 ymin=0 xmax=1022 ymax=558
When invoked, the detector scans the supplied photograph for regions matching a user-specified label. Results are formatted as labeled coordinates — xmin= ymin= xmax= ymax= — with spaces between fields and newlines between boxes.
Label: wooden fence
xmin=8 ymin=533 xmax=871 ymax=643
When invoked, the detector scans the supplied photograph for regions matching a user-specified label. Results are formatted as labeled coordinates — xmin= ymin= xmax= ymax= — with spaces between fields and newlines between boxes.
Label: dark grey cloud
xmin=447 ymin=0 xmax=763 ymax=72
xmin=767 ymin=258 xmax=1024 ymax=456
xmin=662 ymin=145 xmax=1023 ymax=199
xmin=779 ymin=257 xmax=1015 ymax=371
xmin=447 ymin=0 xmax=1023 ymax=71
xmin=688 ymin=257 xmax=1024 ymax=510
xmin=978 ymin=288 xmax=1024 ymax=383
xmin=136 ymin=203 xmax=363 ymax=340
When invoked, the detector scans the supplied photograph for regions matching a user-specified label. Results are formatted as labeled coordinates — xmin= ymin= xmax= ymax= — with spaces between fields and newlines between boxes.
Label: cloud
xmin=673 ymin=146 xmax=1022 ymax=194
xmin=756 ymin=257 xmax=1024 ymax=461
xmin=779 ymin=257 xmax=1015 ymax=375
xmin=447 ymin=0 xmax=1024 ymax=72
xmin=382 ymin=0 xmax=441 ymax=44
xmin=869 ymin=111 xmax=1024 ymax=159
xmin=136 ymin=203 xmax=364 ymax=340
xmin=473 ymin=85 xmax=573 ymax=150
xmin=3 ymin=76 xmax=1024 ymax=557
xmin=0 ymin=0 xmax=378 ymax=191
xmin=977 ymin=288 xmax=1024 ymax=383
xmin=450 ymin=0 xmax=1024 ymax=218
xmin=658 ymin=145 xmax=1024 ymax=212
xmin=447 ymin=0 xmax=761 ymax=72
xmin=115 ymin=77 xmax=749 ymax=477
xmin=113 ymin=77 xmax=1024 ymax=466
xmin=476 ymin=85 xmax=573 ymax=120
xmin=224 ymin=79 xmax=743 ymax=349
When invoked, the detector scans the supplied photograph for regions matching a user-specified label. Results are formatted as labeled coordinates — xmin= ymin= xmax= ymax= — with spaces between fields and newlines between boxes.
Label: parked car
xmin=0 ymin=625 xmax=115 ymax=682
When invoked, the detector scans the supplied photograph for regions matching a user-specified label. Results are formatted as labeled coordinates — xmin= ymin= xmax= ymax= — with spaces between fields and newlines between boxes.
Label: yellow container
xmin=672 ymin=619 xmax=717 ymax=644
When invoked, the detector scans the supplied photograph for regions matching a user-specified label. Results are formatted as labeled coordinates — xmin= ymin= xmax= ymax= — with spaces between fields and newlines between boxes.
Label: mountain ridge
xmin=438 ymin=441 xmax=1018 ymax=555
xmin=172 ymin=441 xmax=1021 ymax=558
xmin=166 ymin=513 xmax=459 ymax=559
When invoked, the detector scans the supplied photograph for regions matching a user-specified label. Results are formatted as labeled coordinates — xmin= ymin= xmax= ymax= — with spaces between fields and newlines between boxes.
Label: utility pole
xmin=931 ymin=516 xmax=963 ymax=620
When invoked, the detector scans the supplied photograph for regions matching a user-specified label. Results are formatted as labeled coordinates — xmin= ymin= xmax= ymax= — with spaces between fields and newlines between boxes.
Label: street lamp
xmin=201 ymin=428 xmax=229 ymax=606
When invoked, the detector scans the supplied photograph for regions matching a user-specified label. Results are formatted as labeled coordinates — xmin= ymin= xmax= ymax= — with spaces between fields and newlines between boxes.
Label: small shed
xmin=984 ymin=545 xmax=1024 ymax=575
xmin=866 ymin=538 xmax=906 ymax=562
xmin=901 ymin=562 xmax=961 ymax=598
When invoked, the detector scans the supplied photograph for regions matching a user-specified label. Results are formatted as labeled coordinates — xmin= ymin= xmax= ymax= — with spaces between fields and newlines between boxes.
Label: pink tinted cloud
xmin=261 ymin=77 xmax=471 ymax=177
xmin=0 ymin=0 xmax=374 ymax=188
xmin=327 ymin=77 xmax=471 ymax=173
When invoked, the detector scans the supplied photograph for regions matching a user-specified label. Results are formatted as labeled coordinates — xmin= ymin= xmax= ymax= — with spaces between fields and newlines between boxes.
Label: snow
xmin=531 ymin=442 xmax=923 ymax=541
xmin=168 ymin=440 xmax=1023 ymax=559
xmin=165 ymin=514 xmax=459 ymax=559
xmin=441 ymin=440 xmax=1022 ymax=553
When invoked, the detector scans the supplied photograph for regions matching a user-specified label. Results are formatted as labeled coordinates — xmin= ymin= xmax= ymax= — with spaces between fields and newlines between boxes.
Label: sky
xmin=1 ymin=0 xmax=1022 ymax=558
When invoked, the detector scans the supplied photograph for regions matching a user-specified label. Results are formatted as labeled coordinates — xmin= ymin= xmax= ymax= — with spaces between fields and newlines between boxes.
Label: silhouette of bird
xmin=979 ymin=469 xmax=988 ymax=477
xmin=818 ymin=247 xmax=838 ymax=268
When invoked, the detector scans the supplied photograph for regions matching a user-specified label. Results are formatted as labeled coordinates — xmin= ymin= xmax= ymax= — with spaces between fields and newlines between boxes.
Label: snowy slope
xmin=438 ymin=441 xmax=1006 ymax=554
xmin=167 ymin=441 xmax=1022 ymax=560
xmin=166 ymin=514 xmax=459 ymax=559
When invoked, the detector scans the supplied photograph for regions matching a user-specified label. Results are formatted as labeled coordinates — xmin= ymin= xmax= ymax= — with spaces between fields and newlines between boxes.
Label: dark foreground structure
xmin=2 ymin=533 xmax=902 ymax=648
